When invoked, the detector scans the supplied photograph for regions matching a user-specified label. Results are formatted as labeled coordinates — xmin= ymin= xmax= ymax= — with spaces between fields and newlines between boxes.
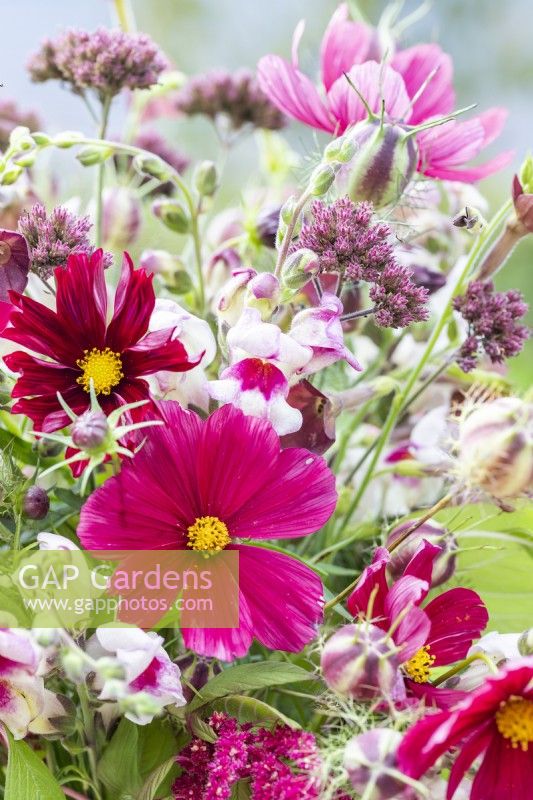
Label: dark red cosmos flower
xmin=347 ymin=542 xmax=488 ymax=708
xmin=398 ymin=659 xmax=533 ymax=800
xmin=1 ymin=250 xmax=200 ymax=431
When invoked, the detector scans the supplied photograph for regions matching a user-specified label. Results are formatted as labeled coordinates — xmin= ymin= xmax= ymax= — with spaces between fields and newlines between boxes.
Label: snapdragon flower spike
xmin=78 ymin=401 xmax=337 ymax=660
xmin=36 ymin=382 xmax=163 ymax=494
xmin=2 ymin=250 xmax=201 ymax=432
xmin=347 ymin=541 xmax=489 ymax=707
xmin=258 ymin=5 xmax=511 ymax=193
xmin=290 ymin=292 xmax=362 ymax=372
xmin=397 ymin=658 xmax=533 ymax=800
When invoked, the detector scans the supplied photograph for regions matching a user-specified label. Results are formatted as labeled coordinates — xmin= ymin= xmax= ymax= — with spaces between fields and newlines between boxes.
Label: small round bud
xmin=280 ymin=248 xmax=319 ymax=298
xmin=386 ymin=521 xmax=457 ymax=587
xmin=518 ymin=628 xmax=533 ymax=656
xmin=102 ymin=187 xmax=142 ymax=250
xmin=119 ymin=691 xmax=161 ymax=719
xmin=1 ymin=167 xmax=23 ymax=186
xmin=321 ymin=622 xmax=401 ymax=699
xmin=53 ymin=131 xmax=84 ymax=148
xmin=23 ymin=486 xmax=50 ymax=520
xmin=77 ymin=145 xmax=114 ymax=166
xmin=280 ymin=195 xmax=297 ymax=224
xmin=456 ymin=397 xmax=533 ymax=501
xmin=12 ymin=151 xmax=37 ymax=168
xmin=61 ymin=649 xmax=86 ymax=683
xmin=32 ymin=438 xmax=63 ymax=458
xmin=452 ymin=206 xmax=487 ymax=234
xmin=308 ymin=163 xmax=337 ymax=196
xmin=9 ymin=126 xmax=32 ymax=148
xmin=152 ymin=199 xmax=190 ymax=234
xmin=133 ymin=153 xmax=172 ymax=182
xmin=72 ymin=410 xmax=110 ymax=451
xmin=245 ymin=272 xmax=280 ymax=320
xmin=344 ymin=729 xmax=405 ymax=800
xmin=95 ymin=657 xmax=126 ymax=681
xmin=194 ymin=160 xmax=218 ymax=197
xmin=31 ymin=131 xmax=52 ymax=146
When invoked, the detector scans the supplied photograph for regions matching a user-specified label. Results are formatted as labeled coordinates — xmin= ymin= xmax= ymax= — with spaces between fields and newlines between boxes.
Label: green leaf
xmin=187 ymin=661 xmax=315 ymax=712
xmin=98 ymin=719 xmax=141 ymax=795
xmin=136 ymin=756 xmax=176 ymax=800
xmin=5 ymin=731 xmax=64 ymax=800
xmin=231 ymin=781 xmax=251 ymax=800
xmin=209 ymin=695 xmax=300 ymax=728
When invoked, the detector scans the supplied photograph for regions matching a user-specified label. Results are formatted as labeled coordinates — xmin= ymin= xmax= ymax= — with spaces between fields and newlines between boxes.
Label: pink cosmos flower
xmin=77 ymin=402 xmax=337 ymax=660
xmin=257 ymin=4 xmax=511 ymax=182
xmin=347 ymin=541 xmax=488 ymax=707
xmin=397 ymin=658 xmax=533 ymax=800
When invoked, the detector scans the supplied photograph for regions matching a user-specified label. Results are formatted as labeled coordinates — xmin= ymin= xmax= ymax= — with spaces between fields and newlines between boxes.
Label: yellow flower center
xmin=495 ymin=697 xmax=533 ymax=751
xmin=187 ymin=516 xmax=231 ymax=553
xmin=403 ymin=645 xmax=436 ymax=684
xmin=76 ymin=347 xmax=124 ymax=395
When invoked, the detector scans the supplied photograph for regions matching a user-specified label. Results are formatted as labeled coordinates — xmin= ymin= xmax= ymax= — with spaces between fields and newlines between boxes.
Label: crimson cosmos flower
xmin=77 ymin=401 xmax=337 ymax=660
xmin=1 ymin=250 xmax=200 ymax=431
xmin=397 ymin=659 xmax=533 ymax=800
xmin=347 ymin=541 xmax=488 ymax=707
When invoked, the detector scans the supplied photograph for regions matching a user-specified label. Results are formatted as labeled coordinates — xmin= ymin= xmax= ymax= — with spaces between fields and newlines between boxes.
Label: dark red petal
xmin=347 ymin=547 xmax=390 ymax=625
xmin=11 ymin=387 xmax=89 ymax=432
xmin=54 ymin=251 xmax=107 ymax=349
xmin=122 ymin=328 xmax=202 ymax=377
xmin=105 ymin=253 xmax=155 ymax=351
xmin=0 ymin=301 xmax=12 ymax=333
xmin=3 ymin=293 xmax=80 ymax=364
xmin=407 ymin=680 xmax=468 ymax=710
xmin=424 ymin=588 xmax=489 ymax=665
xmin=385 ymin=576 xmax=431 ymax=660
xmin=5 ymin=351 xmax=79 ymax=398
xmin=404 ymin=538 xmax=442 ymax=585
xmin=447 ymin=724 xmax=493 ymax=798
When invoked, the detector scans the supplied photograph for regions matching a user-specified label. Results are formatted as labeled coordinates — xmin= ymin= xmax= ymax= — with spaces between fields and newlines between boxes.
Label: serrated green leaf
xmin=187 ymin=661 xmax=315 ymax=712
xmin=5 ymin=731 xmax=64 ymax=800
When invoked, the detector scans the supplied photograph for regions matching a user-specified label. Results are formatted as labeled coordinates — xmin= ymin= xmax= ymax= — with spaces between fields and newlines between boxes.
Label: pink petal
xmin=227 ymin=441 xmax=337 ymax=540
xmin=328 ymin=62 xmax=410 ymax=132
xmin=408 ymin=680 xmax=468 ymax=711
xmin=385 ymin=576 xmax=430 ymax=661
xmin=470 ymin=730 xmax=530 ymax=800
xmin=347 ymin=546 xmax=390 ymax=623
xmin=447 ymin=725 xmax=493 ymax=799
xmin=320 ymin=4 xmax=378 ymax=91
xmin=391 ymin=44 xmax=455 ymax=124
xmin=257 ymin=55 xmax=335 ymax=132
xmin=403 ymin=538 xmax=442 ymax=586
xmin=237 ymin=544 xmax=324 ymax=652
xmin=424 ymin=588 xmax=489 ymax=665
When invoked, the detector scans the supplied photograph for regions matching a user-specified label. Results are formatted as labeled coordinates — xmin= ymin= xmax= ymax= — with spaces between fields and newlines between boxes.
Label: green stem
xmin=113 ymin=0 xmax=135 ymax=31
xmin=274 ymin=189 xmax=312 ymax=277
xmin=95 ymin=97 xmax=112 ymax=248
xmin=336 ymin=199 xmax=512 ymax=535
xmin=432 ymin=651 xmax=499 ymax=687
xmin=78 ymin=683 xmax=102 ymax=800
xmin=12 ymin=511 xmax=23 ymax=551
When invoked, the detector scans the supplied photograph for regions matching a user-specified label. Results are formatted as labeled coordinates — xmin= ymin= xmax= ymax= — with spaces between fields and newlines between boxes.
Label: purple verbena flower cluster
xmin=453 ymin=279 xmax=529 ymax=372
xmin=27 ymin=28 xmax=168 ymax=100
xmin=175 ymin=69 xmax=286 ymax=131
xmin=0 ymin=99 xmax=40 ymax=152
xmin=172 ymin=713 xmax=325 ymax=800
xmin=18 ymin=203 xmax=112 ymax=279
xmin=296 ymin=197 xmax=429 ymax=328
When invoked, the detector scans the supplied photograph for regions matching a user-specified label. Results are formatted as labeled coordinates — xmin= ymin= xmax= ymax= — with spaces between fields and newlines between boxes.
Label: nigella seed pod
xmin=320 ymin=622 xmax=400 ymax=699
xmin=102 ymin=187 xmax=142 ymax=250
xmin=386 ymin=521 xmax=457 ymax=587
xmin=71 ymin=410 xmax=110 ymax=452
xmin=23 ymin=485 xmax=49 ymax=520
xmin=346 ymin=121 xmax=417 ymax=208
xmin=456 ymin=397 xmax=533 ymax=501
xmin=344 ymin=728 xmax=405 ymax=800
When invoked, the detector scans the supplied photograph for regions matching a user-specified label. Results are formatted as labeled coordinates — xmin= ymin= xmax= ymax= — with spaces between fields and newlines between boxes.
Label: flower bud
xmin=256 ymin=205 xmax=280 ymax=248
xmin=9 ymin=126 xmax=32 ymax=148
xmin=244 ymin=272 xmax=280 ymax=319
xmin=324 ymin=135 xmax=356 ymax=165
xmin=194 ymin=160 xmax=218 ymax=197
xmin=215 ymin=267 xmax=256 ymax=324
xmin=132 ymin=153 xmax=172 ymax=182
xmin=309 ymin=163 xmax=337 ymax=196
xmin=102 ymin=187 xmax=142 ymax=250
xmin=71 ymin=410 xmax=110 ymax=452
xmin=518 ymin=628 xmax=533 ymax=656
xmin=32 ymin=438 xmax=63 ymax=458
xmin=386 ymin=521 xmax=457 ymax=587
xmin=31 ymin=131 xmax=52 ymax=146
xmin=280 ymin=248 xmax=319 ymax=298
xmin=346 ymin=121 xmax=417 ymax=208
xmin=344 ymin=729 xmax=405 ymax=800
xmin=61 ymin=649 xmax=86 ymax=683
xmin=140 ymin=248 xmax=180 ymax=276
xmin=77 ymin=145 xmax=114 ymax=167
xmin=1 ymin=167 xmax=23 ymax=186
xmin=511 ymin=175 xmax=533 ymax=234
xmin=53 ymin=131 xmax=84 ymax=148
xmin=452 ymin=206 xmax=487 ymax=234
xmin=152 ymin=199 xmax=190 ymax=234
xmin=320 ymin=622 xmax=401 ymax=699
xmin=456 ymin=397 xmax=533 ymax=501
xmin=95 ymin=657 xmax=126 ymax=681
xmin=23 ymin=485 xmax=49 ymax=520
xmin=119 ymin=691 xmax=161 ymax=720
xmin=280 ymin=195 xmax=297 ymax=224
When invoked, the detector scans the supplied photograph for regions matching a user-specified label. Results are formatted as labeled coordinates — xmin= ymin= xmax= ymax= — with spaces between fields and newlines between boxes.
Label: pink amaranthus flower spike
xmin=78 ymin=401 xmax=337 ymax=660
xmin=397 ymin=658 xmax=533 ymax=800
xmin=257 ymin=3 xmax=511 ymax=183
xmin=347 ymin=541 xmax=488 ymax=707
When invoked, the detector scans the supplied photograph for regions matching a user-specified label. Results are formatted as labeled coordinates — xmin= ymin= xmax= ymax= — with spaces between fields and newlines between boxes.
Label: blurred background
xmin=0 ymin=0 xmax=531 ymax=382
